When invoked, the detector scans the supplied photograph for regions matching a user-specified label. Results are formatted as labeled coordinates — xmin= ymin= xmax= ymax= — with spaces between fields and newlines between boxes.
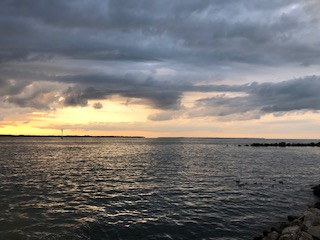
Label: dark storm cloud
xmin=55 ymin=72 xmax=248 ymax=110
xmin=0 ymin=0 xmax=168 ymax=63
xmin=63 ymin=86 xmax=89 ymax=107
xmin=0 ymin=78 xmax=30 ymax=96
xmin=1 ymin=0 xmax=320 ymax=65
xmin=191 ymin=76 xmax=320 ymax=119
xmin=55 ymin=73 xmax=320 ymax=118
xmin=2 ymin=70 xmax=320 ymax=120
xmin=253 ymin=76 xmax=320 ymax=113
xmin=59 ymin=74 xmax=183 ymax=110
xmin=1 ymin=79 xmax=61 ymax=110
xmin=1 ymin=0 xmax=320 ymax=118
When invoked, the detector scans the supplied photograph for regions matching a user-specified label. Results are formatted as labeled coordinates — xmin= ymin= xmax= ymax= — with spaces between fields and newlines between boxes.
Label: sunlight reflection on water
xmin=0 ymin=137 xmax=319 ymax=239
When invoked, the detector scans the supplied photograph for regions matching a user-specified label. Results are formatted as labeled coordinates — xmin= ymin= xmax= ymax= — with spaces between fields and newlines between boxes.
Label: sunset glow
xmin=1 ymin=1 xmax=320 ymax=138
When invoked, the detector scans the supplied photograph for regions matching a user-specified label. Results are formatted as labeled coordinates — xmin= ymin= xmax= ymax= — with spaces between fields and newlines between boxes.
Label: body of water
xmin=0 ymin=137 xmax=319 ymax=239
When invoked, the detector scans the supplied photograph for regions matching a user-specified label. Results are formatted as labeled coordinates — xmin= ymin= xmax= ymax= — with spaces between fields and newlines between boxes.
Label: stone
xmin=262 ymin=231 xmax=279 ymax=240
xmin=282 ymin=225 xmax=301 ymax=235
xmin=307 ymin=225 xmax=320 ymax=238
xmin=314 ymin=202 xmax=320 ymax=210
xmin=253 ymin=236 xmax=264 ymax=240
xmin=263 ymin=230 xmax=270 ymax=236
xmin=310 ymin=207 xmax=320 ymax=215
xmin=312 ymin=184 xmax=320 ymax=197
xmin=280 ymin=219 xmax=303 ymax=230
xmin=299 ymin=231 xmax=313 ymax=240
xmin=303 ymin=208 xmax=320 ymax=228
xmin=278 ymin=233 xmax=295 ymax=240
xmin=288 ymin=215 xmax=300 ymax=222
xmin=300 ymin=224 xmax=308 ymax=232
xmin=292 ymin=219 xmax=303 ymax=227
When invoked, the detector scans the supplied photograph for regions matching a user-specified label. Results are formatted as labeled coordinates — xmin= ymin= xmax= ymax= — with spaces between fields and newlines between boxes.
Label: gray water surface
xmin=0 ymin=137 xmax=319 ymax=239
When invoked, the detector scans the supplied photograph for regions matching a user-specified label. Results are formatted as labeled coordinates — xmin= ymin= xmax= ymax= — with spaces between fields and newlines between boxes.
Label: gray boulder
xmin=278 ymin=233 xmax=295 ymax=240
xmin=262 ymin=231 xmax=279 ymax=240
xmin=303 ymin=208 xmax=320 ymax=228
xmin=282 ymin=225 xmax=301 ymax=235
xmin=299 ymin=231 xmax=313 ymax=240
xmin=307 ymin=225 xmax=320 ymax=238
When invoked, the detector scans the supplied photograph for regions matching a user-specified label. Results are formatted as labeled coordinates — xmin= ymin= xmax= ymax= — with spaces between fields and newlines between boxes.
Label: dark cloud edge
xmin=1 ymin=74 xmax=320 ymax=121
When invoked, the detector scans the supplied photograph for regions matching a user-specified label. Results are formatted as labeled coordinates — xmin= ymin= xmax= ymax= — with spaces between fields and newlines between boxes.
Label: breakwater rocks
xmin=254 ymin=184 xmax=320 ymax=240
xmin=313 ymin=185 xmax=320 ymax=198
xmin=250 ymin=142 xmax=320 ymax=147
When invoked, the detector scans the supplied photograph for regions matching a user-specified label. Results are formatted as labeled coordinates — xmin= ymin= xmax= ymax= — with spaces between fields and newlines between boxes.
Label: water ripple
xmin=0 ymin=137 xmax=319 ymax=239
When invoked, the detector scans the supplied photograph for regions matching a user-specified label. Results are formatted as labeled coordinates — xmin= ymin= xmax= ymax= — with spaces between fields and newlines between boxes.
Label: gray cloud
xmin=0 ymin=78 xmax=30 ymax=96
xmin=2 ymin=70 xmax=320 ymax=121
xmin=252 ymin=76 xmax=320 ymax=113
xmin=1 ymin=0 xmax=320 ymax=124
xmin=63 ymin=87 xmax=88 ymax=107
xmin=0 ymin=77 xmax=63 ymax=111
xmin=190 ymin=76 xmax=320 ymax=120
xmin=93 ymin=102 xmax=103 ymax=109
xmin=57 ymin=74 xmax=183 ymax=110
xmin=147 ymin=111 xmax=180 ymax=121
xmin=1 ymin=0 xmax=320 ymax=66
xmin=4 ymin=82 xmax=61 ymax=110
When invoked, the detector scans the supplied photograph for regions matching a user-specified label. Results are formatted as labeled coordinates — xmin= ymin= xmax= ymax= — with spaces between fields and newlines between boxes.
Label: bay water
xmin=0 ymin=137 xmax=319 ymax=239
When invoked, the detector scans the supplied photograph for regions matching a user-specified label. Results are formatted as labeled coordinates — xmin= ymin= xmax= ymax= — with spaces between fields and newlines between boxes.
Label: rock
xmin=300 ymin=224 xmax=308 ymax=232
xmin=263 ymin=230 xmax=270 ymax=236
xmin=280 ymin=219 xmax=303 ymax=230
xmin=262 ymin=231 xmax=279 ymax=240
xmin=314 ymin=202 xmax=320 ymax=210
xmin=312 ymin=184 xmax=320 ymax=198
xmin=279 ymin=142 xmax=287 ymax=147
xmin=307 ymin=225 xmax=320 ymax=238
xmin=255 ymin=183 xmax=320 ymax=240
xmin=253 ymin=236 xmax=264 ymax=240
xmin=292 ymin=219 xmax=303 ymax=227
xmin=288 ymin=215 xmax=300 ymax=222
xmin=303 ymin=208 xmax=320 ymax=228
xmin=278 ymin=233 xmax=295 ymax=240
xmin=282 ymin=225 xmax=301 ymax=236
xmin=299 ymin=231 xmax=313 ymax=240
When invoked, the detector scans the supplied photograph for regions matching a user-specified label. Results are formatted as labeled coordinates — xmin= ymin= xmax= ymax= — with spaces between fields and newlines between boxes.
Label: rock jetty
xmin=254 ymin=184 xmax=320 ymax=240
xmin=250 ymin=142 xmax=320 ymax=147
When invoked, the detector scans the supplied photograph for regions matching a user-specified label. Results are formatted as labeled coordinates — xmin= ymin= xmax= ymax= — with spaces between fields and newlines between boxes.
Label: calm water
xmin=0 ymin=137 xmax=319 ymax=240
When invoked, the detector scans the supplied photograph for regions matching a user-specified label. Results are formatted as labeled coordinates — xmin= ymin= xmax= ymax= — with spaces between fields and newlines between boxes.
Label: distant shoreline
xmin=1 ymin=135 xmax=319 ymax=142
xmin=0 ymin=134 xmax=145 ymax=138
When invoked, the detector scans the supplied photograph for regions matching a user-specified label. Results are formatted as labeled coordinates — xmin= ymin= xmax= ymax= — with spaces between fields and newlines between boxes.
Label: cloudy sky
xmin=1 ymin=0 xmax=320 ymax=138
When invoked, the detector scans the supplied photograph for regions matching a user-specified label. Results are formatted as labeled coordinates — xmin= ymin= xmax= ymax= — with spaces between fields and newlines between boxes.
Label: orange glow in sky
xmin=1 ymin=1 xmax=320 ymax=139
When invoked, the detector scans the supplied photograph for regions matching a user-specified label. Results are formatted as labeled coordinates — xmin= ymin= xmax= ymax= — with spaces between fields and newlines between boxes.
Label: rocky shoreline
xmin=254 ymin=184 xmax=320 ymax=240
xmin=250 ymin=142 xmax=320 ymax=147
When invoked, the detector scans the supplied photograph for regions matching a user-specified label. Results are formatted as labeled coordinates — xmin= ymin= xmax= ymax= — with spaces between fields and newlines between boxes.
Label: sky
xmin=1 ymin=0 xmax=320 ymax=138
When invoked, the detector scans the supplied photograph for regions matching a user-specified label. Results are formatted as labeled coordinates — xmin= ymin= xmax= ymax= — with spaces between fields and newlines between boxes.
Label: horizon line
xmin=0 ymin=134 xmax=319 ymax=140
